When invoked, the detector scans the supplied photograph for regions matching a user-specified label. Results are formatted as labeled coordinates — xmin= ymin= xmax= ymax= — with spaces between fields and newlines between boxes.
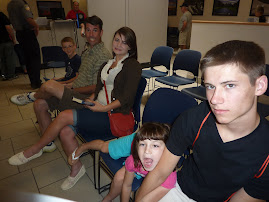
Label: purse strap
xmin=103 ymin=80 xmax=112 ymax=115
xmin=103 ymin=80 xmax=110 ymax=105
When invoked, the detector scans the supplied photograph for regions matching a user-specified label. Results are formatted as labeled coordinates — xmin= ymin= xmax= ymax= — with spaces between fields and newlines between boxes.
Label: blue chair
xmin=133 ymin=77 xmax=147 ymax=131
xmin=41 ymin=46 xmax=66 ymax=69
xmin=142 ymin=46 xmax=173 ymax=93
xmin=155 ymin=50 xmax=201 ymax=90
xmin=98 ymin=88 xmax=198 ymax=199
xmin=181 ymin=83 xmax=207 ymax=101
xmin=142 ymin=88 xmax=198 ymax=124
xmin=77 ymin=77 xmax=146 ymax=189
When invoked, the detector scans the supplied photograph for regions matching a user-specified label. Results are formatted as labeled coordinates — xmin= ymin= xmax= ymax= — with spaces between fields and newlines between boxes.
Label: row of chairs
xmin=75 ymin=76 xmax=198 ymax=200
xmin=93 ymin=49 xmax=269 ymax=200
xmin=142 ymin=46 xmax=206 ymax=101
xmin=41 ymin=45 xmax=206 ymax=101
xmin=97 ymin=88 xmax=198 ymax=200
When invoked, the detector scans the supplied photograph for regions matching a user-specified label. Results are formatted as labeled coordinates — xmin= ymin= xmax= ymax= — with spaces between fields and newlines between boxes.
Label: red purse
xmin=104 ymin=80 xmax=135 ymax=137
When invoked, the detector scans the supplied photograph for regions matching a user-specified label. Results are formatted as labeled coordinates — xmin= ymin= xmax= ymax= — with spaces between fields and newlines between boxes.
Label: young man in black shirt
xmin=136 ymin=40 xmax=269 ymax=201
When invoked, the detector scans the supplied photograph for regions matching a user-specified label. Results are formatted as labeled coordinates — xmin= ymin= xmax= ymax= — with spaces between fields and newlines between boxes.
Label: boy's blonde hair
xmin=61 ymin=37 xmax=75 ymax=45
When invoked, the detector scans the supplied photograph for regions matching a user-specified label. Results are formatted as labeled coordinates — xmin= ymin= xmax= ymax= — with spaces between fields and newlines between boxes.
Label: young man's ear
xmin=255 ymin=75 xmax=268 ymax=96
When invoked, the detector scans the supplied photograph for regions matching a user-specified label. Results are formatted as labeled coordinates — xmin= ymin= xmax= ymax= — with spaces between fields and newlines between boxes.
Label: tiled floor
xmin=0 ymin=68 xmax=116 ymax=202
xmin=1 ymin=65 xmax=268 ymax=202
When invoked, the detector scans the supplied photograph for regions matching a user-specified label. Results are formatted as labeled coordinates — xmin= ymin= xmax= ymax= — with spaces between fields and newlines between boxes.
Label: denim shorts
xmin=70 ymin=108 xmax=113 ymax=142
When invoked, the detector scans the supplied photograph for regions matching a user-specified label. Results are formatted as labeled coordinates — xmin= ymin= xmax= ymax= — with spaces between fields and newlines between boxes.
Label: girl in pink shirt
xmin=121 ymin=123 xmax=177 ymax=202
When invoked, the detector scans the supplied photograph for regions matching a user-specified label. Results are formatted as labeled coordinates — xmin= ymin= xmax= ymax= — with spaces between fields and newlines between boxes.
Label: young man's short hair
xmin=61 ymin=37 xmax=75 ymax=45
xmin=200 ymin=40 xmax=266 ymax=85
xmin=84 ymin=15 xmax=103 ymax=30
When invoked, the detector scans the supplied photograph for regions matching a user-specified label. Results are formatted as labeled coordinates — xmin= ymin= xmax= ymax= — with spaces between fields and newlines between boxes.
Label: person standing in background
xmin=66 ymin=1 xmax=87 ymax=24
xmin=0 ymin=12 xmax=18 ymax=81
xmin=178 ymin=2 xmax=192 ymax=50
xmin=255 ymin=5 xmax=266 ymax=23
xmin=7 ymin=0 xmax=42 ymax=89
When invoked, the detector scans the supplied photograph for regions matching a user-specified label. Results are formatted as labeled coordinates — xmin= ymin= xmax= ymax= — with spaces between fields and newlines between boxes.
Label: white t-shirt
xmin=97 ymin=54 xmax=129 ymax=105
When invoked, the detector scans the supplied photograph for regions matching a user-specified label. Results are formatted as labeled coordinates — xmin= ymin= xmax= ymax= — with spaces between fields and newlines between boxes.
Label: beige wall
xmin=0 ymin=0 xmax=87 ymax=19
xmin=169 ymin=0 xmax=254 ymax=27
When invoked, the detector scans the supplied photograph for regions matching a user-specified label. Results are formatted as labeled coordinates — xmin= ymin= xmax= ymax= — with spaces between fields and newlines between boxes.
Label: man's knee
xmin=42 ymin=80 xmax=63 ymax=94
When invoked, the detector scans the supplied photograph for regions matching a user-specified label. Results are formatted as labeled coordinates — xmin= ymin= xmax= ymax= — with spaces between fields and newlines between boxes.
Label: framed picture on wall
xmin=212 ymin=0 xmax=240 ymax=16
xmin=250 ymin=0 xmax=269 ymax=16
xmin=184 ymin=0 xmax=204 ymax=15
xmin=168 ymin=0 xmax=177 ymax=16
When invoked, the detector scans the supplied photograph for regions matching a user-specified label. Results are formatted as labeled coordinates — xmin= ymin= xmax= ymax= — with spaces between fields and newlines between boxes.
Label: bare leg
xmin=103 ymin=166 xmax=126 ymax=202
xmin=68 ymin=140 xmax=109 ymax=165
xmin=59 ymin=126 xmax=82 ymax=177
xmin=34 ymin=80 xmax=65 ymax=100
xmin=23 ymin=109 xmax=74 ymax=158
xmin=34 ymin=99 xmax=52 ymax=134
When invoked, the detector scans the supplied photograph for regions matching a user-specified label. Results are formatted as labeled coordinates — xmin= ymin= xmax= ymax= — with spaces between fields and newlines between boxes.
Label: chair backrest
xmin=173 ymin=49 xmax=201 ymax=77
xmin=142 ymin=88 xmax=198 ymax=124
xmin=151 ymin=46 xmax=173 ymax=71
xmin=265 ymin=64 xmax=269 ymax=96
xmin=133 ymin=77 xmax=147 ymax=130
xmin=41 ymin=46 xmax=66 ymax=64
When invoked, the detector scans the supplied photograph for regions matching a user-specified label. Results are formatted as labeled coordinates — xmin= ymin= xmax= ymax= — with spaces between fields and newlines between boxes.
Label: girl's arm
xmin=121 ymin=169 xmax=135 ymax=202
xmin=140 ymin=186 xmax=170 ymax=202
xmin=68 ymin=140 xmax=109 ymax=165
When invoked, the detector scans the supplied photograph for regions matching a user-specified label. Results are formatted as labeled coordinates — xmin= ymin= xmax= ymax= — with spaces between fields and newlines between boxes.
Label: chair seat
xmin=156 ymin=75 xmax=195 ymax=87
xmin=100 ymin=153 xmax=143 ymax=191
xmin=142 ymin=69 xmax=167 ymax=79
xmin=181 ymin=86 xmax=207 ymax=101
xmin=47 ymin=61 xmax=65 ymax=68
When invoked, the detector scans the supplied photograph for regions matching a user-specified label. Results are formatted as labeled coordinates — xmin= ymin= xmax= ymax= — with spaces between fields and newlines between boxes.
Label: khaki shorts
xmin=179 ymin=31 xmax=191 ymax=48
xmin=159 ymin=182 xmax=196 ymax=202
xmin=46 ymin=87 xmax=91 ymax=112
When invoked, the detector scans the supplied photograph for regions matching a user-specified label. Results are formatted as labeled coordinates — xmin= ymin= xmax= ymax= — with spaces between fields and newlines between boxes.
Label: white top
xmin=97 ymin=54 xmax=129 ymax=105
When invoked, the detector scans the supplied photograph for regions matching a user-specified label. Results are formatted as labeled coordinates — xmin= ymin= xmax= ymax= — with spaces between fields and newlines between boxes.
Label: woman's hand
xmin=84 ymin=99 xmax=108 ymax=112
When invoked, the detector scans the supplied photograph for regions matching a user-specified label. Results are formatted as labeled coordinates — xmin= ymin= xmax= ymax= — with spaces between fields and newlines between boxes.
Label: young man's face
xmin=204 ymin=64 xmax=258 ymax=126
xmin=62 ymin=41 xmax=76 ymax=58
xmin=85 ymin=23 xmax=103 ymax=48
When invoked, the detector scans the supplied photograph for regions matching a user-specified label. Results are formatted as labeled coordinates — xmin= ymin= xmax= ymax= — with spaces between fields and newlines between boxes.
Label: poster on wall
xmin=250 ymin=0 xmax=269 ymax=16
xmin=168 ymin=0 xmax=177 ymax=16
xmin=212 ymin=0 xmax=240 ymax=16
xmin=184 ymin=0 xmax=204 ymax=15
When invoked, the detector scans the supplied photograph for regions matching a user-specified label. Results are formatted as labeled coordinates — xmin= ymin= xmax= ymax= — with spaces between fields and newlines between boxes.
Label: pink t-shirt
xmin=125 ymin=155 xmax=177 ymax=189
